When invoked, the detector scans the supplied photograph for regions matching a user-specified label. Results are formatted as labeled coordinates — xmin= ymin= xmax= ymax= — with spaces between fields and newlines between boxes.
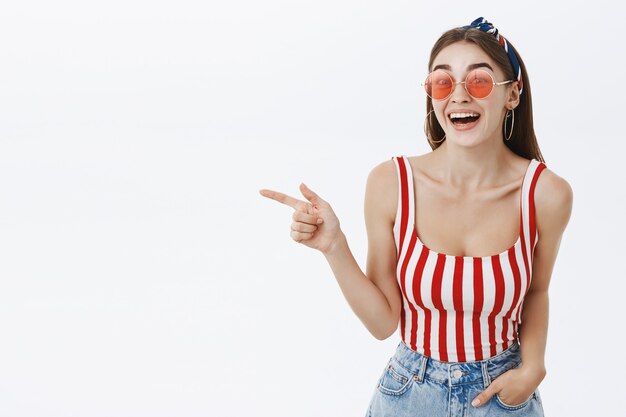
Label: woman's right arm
xmin=259 ymin=160 xmax=402 ymax=340
xmin=322 ymin=160 xmax=402 ymax=340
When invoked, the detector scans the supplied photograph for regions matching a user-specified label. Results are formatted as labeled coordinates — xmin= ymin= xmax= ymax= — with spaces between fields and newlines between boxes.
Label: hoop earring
xmin=424 ymin=110 xmax=446 ymax=144
xmin=504 ymin=108 xmax=515 ymax=141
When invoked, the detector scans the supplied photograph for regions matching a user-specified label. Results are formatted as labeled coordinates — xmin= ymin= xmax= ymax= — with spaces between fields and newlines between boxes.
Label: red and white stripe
xmin=392 ymin=155 xmax=546 ymax=362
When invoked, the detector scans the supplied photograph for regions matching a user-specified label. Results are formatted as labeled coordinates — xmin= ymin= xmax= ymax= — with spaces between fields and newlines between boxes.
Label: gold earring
xmin=504 ymin=108 xmax=515 ymax=141
xmin=424 ymin=110 xmax=446 ymax=144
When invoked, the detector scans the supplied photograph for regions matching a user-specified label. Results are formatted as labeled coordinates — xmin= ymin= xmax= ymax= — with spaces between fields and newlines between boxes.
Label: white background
xmin=1 ymin=1 xmax=624 ymax=416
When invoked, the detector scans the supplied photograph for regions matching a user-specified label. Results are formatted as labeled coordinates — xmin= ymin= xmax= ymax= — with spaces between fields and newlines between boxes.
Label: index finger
xmin=259 ymin=188 xmax=308 ymax=211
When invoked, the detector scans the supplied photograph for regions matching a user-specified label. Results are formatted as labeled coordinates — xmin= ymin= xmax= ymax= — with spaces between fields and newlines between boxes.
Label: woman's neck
xmin=432 ymin=139 xmax=516 ymax=190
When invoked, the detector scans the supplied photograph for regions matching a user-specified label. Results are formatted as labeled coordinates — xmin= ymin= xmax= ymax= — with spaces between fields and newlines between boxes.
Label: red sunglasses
xmin=422 ymin=69 xmax=515 ymax=100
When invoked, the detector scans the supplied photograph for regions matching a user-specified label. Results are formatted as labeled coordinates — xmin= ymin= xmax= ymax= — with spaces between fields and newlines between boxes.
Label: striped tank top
xmin=392 ymin=156 xmax=546 ymax=363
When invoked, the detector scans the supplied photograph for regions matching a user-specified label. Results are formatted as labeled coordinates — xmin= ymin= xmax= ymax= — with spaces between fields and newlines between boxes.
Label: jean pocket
xmin=493 ymin=390 xmax=537 ymax=411
xmin=492 ymin=360 xmax=522 ymax=380
xmin=376 ymin=357 xmax=414 ymax=396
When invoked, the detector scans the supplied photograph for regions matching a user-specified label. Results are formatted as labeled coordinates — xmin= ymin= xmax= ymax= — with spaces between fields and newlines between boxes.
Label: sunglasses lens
xmin=465 ymin=69 xmax=493 ymax=99
xmin=425 ymin=71 xmax=452 ymax=100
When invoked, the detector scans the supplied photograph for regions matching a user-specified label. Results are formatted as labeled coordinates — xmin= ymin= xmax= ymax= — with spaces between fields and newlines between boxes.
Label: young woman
xmin=259 ymin=17 xmax=572 ymax=417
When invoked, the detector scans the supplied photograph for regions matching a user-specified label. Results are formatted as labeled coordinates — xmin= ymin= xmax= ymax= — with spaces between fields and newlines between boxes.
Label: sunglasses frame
xmin=421 ymin=69 xmax=516 ymax=101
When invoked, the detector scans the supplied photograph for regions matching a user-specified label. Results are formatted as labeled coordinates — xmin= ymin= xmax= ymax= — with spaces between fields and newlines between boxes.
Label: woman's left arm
xmin=472 ymin=167 xmax=574 ymax=408
xmin=519 ymin=167 xmax=574 ymax=376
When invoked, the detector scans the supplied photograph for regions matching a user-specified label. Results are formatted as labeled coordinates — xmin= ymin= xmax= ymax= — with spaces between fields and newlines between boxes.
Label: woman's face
xmin=429 ymin=41 xmax=517 ymax=147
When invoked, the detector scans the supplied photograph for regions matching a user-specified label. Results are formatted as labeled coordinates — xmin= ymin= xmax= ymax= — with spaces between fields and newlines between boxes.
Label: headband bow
xmin=464 ymin=17 xmax=523 ymax=96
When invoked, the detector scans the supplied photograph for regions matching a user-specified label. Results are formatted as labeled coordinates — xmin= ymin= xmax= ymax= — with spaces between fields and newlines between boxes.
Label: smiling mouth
xmin=449 ymin=112 xmax=480 ymax=125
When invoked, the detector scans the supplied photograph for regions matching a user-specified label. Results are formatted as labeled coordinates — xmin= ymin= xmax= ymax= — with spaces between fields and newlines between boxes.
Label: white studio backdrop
xmin=0 ymin=1 xmax=624 ymax=416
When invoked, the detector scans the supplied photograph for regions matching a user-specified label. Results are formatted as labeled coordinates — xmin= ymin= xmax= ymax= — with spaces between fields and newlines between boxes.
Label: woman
xmin=259 ymin=17 xmax=572 ymax=417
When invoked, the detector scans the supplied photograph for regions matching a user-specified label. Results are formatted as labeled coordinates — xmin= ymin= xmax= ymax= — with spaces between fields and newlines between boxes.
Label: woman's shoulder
xmin=365 ymin=158 xmax=397 ymax=192
xmin=364 ymin=154 xmax=429 ymax=222
xmin=367 ymin=153 xmax=430 ymax=183
xmin=364 ymin=158 xmax=402 ymax=225
xmin=533 ymin=162 xmax=573 ymax=235
xmin=534 ymin=162 xmax=572 ymax=201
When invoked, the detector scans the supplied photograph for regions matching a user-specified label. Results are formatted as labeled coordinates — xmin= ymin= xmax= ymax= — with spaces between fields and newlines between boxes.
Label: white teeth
xmin=449 ymin=112 xmax=480 ymax=119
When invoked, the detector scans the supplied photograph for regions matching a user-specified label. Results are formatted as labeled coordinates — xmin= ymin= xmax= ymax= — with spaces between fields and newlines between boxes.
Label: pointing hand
xmin=259 ymin=183 xmax=342 ymax=253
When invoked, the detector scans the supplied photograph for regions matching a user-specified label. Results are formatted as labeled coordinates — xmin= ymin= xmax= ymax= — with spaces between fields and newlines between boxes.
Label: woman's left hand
xmin=471 ymin=365 xmax=546 ymax=407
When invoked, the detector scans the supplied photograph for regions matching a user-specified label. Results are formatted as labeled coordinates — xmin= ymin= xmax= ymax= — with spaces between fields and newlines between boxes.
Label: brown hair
xmin=424 ymin=27 xmax=545 ymax=163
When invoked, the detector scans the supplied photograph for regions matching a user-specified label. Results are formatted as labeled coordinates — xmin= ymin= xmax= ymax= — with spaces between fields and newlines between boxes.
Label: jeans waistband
xmin=391 ymin=340 xmax=522 ymax=388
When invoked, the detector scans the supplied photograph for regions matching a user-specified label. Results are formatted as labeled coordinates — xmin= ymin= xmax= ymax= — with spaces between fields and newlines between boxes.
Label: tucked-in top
xmin=391 ymin=156 xmax=546 ymax=362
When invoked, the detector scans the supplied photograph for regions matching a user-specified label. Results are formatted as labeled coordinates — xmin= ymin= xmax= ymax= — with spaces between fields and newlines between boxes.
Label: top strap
xmin=520 ymin=159 xmax=547 ymax=261
xmin=391 ymin=156 xmax=415 ymax=256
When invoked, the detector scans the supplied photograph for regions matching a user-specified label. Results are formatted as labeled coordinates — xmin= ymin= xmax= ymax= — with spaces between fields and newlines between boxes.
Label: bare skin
xmin=260 ymin=40 xmax=573 ymax=410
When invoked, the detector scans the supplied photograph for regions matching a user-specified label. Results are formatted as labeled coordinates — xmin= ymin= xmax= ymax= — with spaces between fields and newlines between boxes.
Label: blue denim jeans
xmin=366 ymin=340 xmax=544 ymax=417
